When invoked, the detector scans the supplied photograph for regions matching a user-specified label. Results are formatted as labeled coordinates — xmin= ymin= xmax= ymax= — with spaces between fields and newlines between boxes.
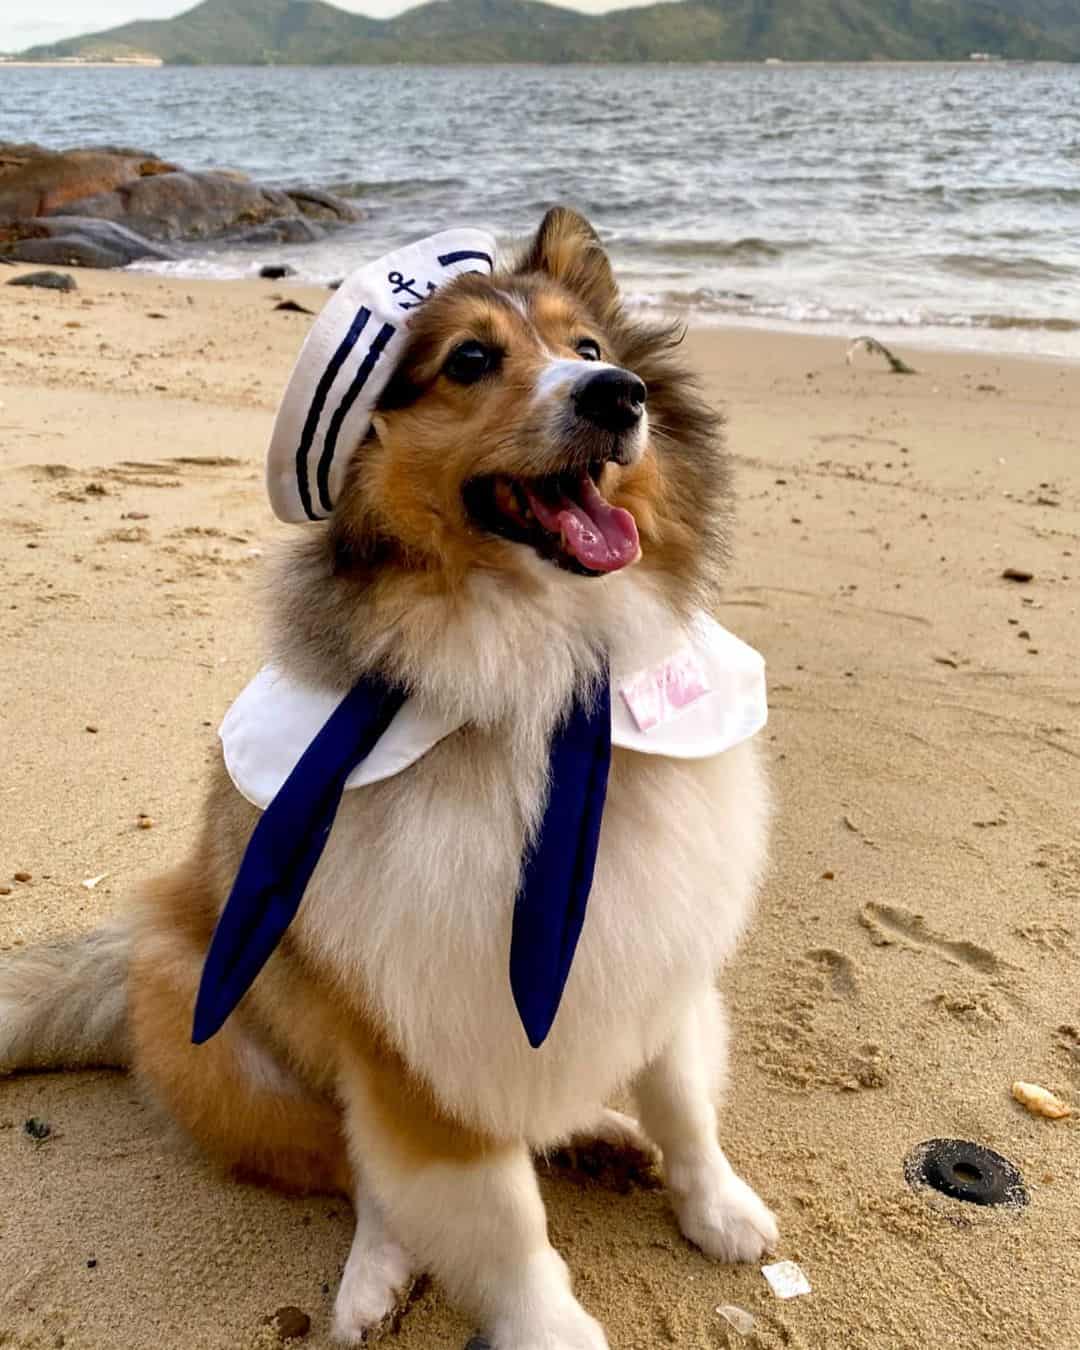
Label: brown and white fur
xmin=0 ymin=208 xmax=777 ymax=1348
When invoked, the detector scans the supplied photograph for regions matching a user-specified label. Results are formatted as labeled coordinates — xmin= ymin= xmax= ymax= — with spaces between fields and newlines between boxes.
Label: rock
xmin=1002 ymin=567 xmax=1034 ymax=583
xmin=266 ymin=1306 xmax=311 ymax=1341
xmin=0 ymin=141 xmax=176 ymax=220
xmin=287 ymin=187 xmax=358 ymax=221
xmin=55 ymin=171 xmax=358 ymax=243
xmin=237 ymin=217 xmax=325 ymax=246
xmin=32 ymin=217 xmax=174 ymax=261
xmin=0 ymin=142 xmax=359 ymax=259
xmin=260 ymin=264 xmax=296 ymax=280
xmin=0 ymin=217 xmax=178 ymax=269
xmin=7 ymin=238 xmax=119 ymax=268
xmin=6 ymin=270 xmax=76 ymax=291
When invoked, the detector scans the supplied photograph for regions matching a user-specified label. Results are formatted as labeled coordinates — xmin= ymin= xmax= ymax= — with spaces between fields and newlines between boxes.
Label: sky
xmin=1 ymin=0 xmax=659 ymax=55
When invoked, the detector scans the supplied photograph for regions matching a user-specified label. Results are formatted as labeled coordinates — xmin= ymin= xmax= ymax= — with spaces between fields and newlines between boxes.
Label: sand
xmin=1 ymin=267 xmax=1077 ymax=1350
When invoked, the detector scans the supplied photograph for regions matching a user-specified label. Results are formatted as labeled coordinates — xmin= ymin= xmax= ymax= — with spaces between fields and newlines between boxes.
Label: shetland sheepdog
xmin=0 ymin=208 xmax=777 ymax=1348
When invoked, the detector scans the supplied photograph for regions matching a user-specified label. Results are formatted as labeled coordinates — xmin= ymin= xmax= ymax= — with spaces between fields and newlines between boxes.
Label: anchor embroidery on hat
xmin=387 ymin=270 xmax=436 ymax=309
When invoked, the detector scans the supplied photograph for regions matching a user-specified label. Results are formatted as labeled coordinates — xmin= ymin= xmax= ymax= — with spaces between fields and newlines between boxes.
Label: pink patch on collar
xmin=619 ymin=647 xmax=711 ymax=733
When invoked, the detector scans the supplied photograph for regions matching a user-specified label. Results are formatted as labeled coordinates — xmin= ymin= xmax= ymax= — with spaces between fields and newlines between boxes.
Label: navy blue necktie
xmin=192 ymin=673 xmax=611 ymax=1049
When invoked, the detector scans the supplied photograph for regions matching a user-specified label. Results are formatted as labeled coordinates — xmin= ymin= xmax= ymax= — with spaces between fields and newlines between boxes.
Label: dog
xmin=0 ymin=207 xmax=778 ymax=1348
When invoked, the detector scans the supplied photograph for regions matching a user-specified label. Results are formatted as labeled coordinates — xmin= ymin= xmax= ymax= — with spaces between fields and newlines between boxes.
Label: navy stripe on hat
xmin=316 ymin=321 xmax=396 ymax=515
xmin=294 ymin=306 xmax=372 ymax=522
xmin=437 ymin=249 xmax=495 ymax=269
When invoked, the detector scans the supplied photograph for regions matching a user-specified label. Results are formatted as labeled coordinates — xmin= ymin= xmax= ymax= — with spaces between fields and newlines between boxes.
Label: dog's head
xmin=328 ymin=208 xmax=730 ymax=611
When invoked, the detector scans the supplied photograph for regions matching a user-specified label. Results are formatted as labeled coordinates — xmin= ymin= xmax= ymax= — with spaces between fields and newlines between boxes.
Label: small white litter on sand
xmin=715 ymin=1304 xmax=756 ymax=1335
xmin=762 ymin=1260 xmax=812 ymax=1300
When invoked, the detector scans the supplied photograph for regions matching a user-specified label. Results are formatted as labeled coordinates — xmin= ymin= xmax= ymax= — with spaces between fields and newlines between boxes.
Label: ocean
xmin=3 ymin=62 xmax=1078 ymax=357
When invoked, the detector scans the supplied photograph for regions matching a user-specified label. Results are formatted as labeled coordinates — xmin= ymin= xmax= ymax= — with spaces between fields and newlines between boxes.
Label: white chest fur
xmin=234 ymin=574 xmax=769 ymax=1144
xmin=288 ymin=642 xmax=770 ymax=1145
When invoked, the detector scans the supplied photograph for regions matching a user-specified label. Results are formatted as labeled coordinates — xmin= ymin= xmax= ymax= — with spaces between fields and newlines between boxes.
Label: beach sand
xmin=1 ymin=268 xmax=1077 ymax=1350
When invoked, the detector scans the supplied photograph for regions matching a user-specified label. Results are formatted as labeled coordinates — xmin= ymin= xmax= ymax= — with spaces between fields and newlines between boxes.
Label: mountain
xmin=990 ymin=1 xmax=1080 ymax=46
xmin=17 ymin=0 xmax=1080 ymax=65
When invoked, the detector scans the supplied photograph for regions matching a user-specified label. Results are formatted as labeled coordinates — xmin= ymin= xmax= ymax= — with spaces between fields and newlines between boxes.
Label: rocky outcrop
xmin=0 ymin=141 xmax=360 ymax=268
xmin=0 ymin=142 xmax=176 ymax=217
xmin=0 ymin=216 xmax=179 ymax=268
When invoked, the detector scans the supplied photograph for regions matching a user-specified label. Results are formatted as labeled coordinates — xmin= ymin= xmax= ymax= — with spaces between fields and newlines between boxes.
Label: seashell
xmin=1011 ymin=1081 xmax=1071 ymax=1119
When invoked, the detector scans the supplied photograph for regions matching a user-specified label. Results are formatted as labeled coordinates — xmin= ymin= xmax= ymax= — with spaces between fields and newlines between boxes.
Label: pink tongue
xmin=524 ymin=473 xmax=640 ymax=573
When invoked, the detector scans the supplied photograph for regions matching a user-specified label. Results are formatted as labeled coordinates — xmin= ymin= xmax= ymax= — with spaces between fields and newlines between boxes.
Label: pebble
xmin=1002 ymin=567 xmax=1034 ymax=583
xmin=260 ymin=264 xmax=296 ymax=280
xmin=6 ymin=270 xmax=77 ymax=292
xmin=137 ymin=815 xmax=154 ymax=830
xmin=86 ymin=725 xmax=98 ymax=734
xmin=24 ymin=1117 xmax=51 ymax=1141
xmin=267 ymin=1307 xmax=311 ymax=1341
xmin=13 ymin=871 xmax=32 ymax=883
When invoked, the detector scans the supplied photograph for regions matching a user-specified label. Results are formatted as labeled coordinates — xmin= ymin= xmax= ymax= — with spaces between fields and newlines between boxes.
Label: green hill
xmin=18 ymin=0 xmax=1080 ymax=65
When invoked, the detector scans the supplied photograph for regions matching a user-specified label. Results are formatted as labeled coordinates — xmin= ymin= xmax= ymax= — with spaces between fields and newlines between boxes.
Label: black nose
xmin=573 ymin=367 xmax=646 ymax=434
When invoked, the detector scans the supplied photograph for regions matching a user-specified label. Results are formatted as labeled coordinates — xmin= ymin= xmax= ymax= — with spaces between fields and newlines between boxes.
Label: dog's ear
xmin=516 ymin=207 xmax=618 ymax=318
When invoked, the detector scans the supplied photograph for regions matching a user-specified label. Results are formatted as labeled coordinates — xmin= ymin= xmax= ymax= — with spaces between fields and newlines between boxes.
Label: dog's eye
xmin=444 ymin=340 xmax=498 ymax=385
xmin=575 ymin=338 xmax=602 ymax=362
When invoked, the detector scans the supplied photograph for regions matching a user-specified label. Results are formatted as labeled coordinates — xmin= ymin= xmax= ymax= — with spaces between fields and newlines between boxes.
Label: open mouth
xmin=464 ymin=465 xmax=641 ymax=576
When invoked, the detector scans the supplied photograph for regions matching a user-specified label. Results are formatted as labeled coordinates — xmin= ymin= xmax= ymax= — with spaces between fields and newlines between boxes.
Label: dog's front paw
xmin=670 ymin=1163 xmax=779 ymax=1264
xmin=491 ymin=1300 xmax=609 ymax=1350
xmin=332 ymin=1237 xmax=412 ymax=1345
xmin=488 ymin=1251 xmax=609 ymax=1350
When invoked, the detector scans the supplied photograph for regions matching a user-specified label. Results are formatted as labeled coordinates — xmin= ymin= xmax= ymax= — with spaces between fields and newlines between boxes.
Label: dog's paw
xmin=549 ymin=1108 xmax=661 ymax=1193
xmin=491 ymin=1299 xmax=609 ymax=1350
xmin=576 ymin=1108 xmax=657 ymax=1160
xmin=332 ymin=1239 xmax=412 ymax=1345
xmin=671 ymin=1166 xmax=779 ymax=1264
xmin=489 ymin=1251 xmax=609 ymax=1350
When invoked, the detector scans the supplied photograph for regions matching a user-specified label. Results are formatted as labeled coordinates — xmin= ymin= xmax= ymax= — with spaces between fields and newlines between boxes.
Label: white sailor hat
xmin=266 ymin=228 xmax=497 ymax=523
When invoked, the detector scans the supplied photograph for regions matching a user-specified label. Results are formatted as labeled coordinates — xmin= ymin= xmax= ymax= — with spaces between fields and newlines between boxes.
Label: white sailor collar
xmin=221 ymin=612 xmax=767 ymax=810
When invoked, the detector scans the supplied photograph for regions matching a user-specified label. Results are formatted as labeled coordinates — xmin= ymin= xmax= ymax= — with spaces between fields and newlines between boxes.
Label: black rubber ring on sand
xmin=904 ymin=1138 xmax=1028 ymax=1209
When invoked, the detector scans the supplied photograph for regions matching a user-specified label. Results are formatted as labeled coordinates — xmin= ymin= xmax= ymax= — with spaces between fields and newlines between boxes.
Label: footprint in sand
xmin=858 ymin=902 xmax=1011 ymax=975
xmin=1055 ymin=1026 xmax=1080 ymax=1081
xmin=754 ymin=947 xmax=888 ymax=1092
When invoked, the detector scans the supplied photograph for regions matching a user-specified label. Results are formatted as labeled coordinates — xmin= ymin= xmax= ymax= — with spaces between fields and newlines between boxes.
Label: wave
xmin=939 ymin=253 xmax=1079 ymax=281
xmin=917 ymin=184 xmax=1080 ymax=206
xmin=327 ymin=175 xmax=469 ymax=200
xmin=631 ymin=287 xmax=1080 ymax=336
xmin=618 ymin=236 xmax=814 ymax=263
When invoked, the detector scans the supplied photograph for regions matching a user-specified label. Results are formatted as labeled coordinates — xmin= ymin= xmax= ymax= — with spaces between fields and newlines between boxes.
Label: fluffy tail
xmin=0 ymin=922 xmax=130 ymax=1074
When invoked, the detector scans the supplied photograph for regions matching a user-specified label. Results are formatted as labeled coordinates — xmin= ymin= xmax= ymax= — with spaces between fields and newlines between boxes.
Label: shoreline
xmin=10 ymin=262 xmax=1076 ymax=368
